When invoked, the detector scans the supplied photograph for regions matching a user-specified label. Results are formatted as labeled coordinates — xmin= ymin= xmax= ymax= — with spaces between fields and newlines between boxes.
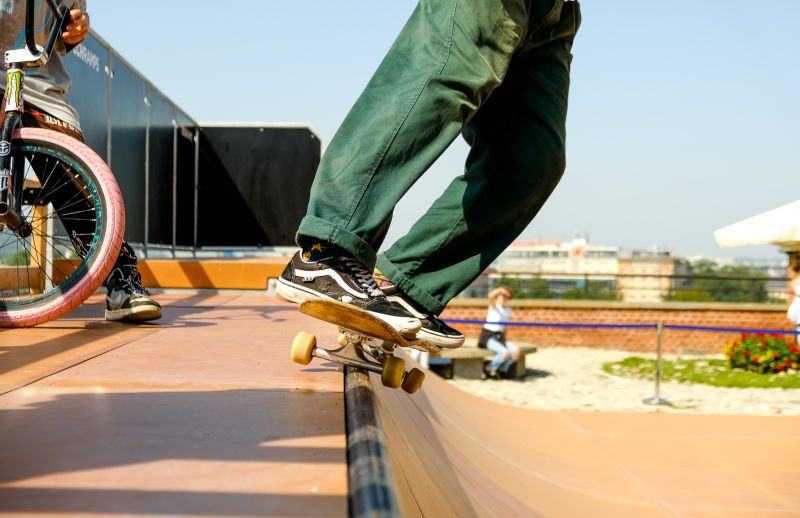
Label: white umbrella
xmin=714 ymin=200 xmax=800 ymax=250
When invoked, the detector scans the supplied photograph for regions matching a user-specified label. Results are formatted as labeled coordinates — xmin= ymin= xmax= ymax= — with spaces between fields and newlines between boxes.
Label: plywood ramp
xmin=372 ymin=360 xmax=800 ymax=518
xmin=0 ymin=294 xmax=348 ymax=517
xmin=2 ymin=293 xmax=799 ymax=517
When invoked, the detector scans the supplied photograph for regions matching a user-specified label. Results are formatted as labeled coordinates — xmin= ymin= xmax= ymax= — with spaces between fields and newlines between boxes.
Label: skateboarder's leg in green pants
xmin=283 ymin=0 xmax=581 ymax=340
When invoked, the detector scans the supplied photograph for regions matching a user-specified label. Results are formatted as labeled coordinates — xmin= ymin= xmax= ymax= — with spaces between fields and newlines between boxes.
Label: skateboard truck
xmin=291 ymin=330 xmax=425 ymax=394
xmin=290 ymin=298 xmax=439 ymax=394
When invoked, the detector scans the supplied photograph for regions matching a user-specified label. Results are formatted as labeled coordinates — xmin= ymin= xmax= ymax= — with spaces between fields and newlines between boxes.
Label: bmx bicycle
xmin=0 ymin=0 xmax=124 ymax=327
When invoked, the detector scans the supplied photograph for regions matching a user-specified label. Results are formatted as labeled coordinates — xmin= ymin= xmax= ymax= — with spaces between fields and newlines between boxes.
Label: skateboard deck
xmin=299 ymin=299 xmax=440 ymax=353
xmin=290 ymin=298 xmax=439 ymax=394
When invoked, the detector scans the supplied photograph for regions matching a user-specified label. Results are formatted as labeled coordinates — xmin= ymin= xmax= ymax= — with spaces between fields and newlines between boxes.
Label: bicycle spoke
xmin=32 ymin=162 xmax=82 ymax=205
xmin=29 ymin=181 xmax=96 ymax=219
xmin=29 ymin=230 xmax=77 ymax=281
xmin=20 ymin=237 xmax=62 ymax=294
xmin=12 ymin=237 xmax=36 ymax=298
xmin=33 ymin=191 xmax=94 ymax=217
xmin=14 ymin=236 xmax=21 ymax=299
xmin=24 ymin=230 xmax=44 ymax=293
xmin=13 ymin=228 xmax=77 ymax=297
xmin=44 ymin=206 xmax=96 ymax=219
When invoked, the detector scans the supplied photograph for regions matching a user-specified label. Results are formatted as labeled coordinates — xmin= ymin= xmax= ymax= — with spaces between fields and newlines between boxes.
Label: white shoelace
xmin=340 ymin=257 xmax=383 ymax=298
xmin=110 ymin=266 xmax=150 ymax=297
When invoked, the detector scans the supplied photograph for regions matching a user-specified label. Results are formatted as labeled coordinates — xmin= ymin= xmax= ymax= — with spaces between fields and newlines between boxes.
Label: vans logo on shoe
xmin=294 ymin=266 xmax=369 ymax=299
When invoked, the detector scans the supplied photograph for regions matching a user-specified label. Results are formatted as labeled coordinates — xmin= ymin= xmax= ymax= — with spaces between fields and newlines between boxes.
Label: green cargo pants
xmin=297 ymin=0 xmax=581 ymax=314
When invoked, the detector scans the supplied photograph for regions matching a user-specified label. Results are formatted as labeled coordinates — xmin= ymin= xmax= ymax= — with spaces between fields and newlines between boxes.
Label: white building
xmin=618 ymin=249 xmax=688 ymax=303
xmin=491 ymin=238 xmax=619 ymax=296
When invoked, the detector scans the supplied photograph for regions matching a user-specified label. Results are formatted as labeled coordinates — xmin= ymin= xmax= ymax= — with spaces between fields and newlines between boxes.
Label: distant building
xmin=459 ymin=239 xmax=783 ymax=303
xmin=618 ymin=249 xmax=689 ymax=303
xmin=490 ymin=238 xmax=619 ymax=297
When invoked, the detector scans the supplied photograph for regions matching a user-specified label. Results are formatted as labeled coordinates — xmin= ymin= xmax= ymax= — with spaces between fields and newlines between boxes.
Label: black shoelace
xmin=112 ymin=267 xmax=150 ymax=297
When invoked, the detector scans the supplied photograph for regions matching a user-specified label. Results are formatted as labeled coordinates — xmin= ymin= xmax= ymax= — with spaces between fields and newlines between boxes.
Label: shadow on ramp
xmin=0 ymin=388 xmax=346 ymax=516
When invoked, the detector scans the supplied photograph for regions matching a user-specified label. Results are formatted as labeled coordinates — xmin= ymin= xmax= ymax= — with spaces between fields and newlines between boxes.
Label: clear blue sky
xmin=89 ymin=1 xmax=799 ymax=261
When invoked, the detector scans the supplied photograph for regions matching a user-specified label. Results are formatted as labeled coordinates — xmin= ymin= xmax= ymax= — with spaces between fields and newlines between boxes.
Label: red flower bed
xmin=725 ymin=334 xmax=799 ymax=374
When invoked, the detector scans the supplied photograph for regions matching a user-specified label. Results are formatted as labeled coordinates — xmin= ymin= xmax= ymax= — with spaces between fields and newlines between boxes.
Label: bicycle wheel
xmin=0 ymin=128 xmax=124 ymax=327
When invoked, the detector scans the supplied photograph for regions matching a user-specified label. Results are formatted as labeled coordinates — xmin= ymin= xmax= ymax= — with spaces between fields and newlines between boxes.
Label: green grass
xmin=602 ymin=357 xmax=800 ymax=389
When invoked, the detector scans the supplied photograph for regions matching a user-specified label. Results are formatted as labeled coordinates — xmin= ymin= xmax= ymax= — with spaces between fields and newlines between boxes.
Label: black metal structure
xmin=197 ymin=126 xmax=319 ymax=248
xmin=61 ymin=32 xmax=319 ymax=251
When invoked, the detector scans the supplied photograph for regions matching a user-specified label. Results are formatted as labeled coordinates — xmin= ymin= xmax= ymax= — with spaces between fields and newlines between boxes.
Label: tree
xmin=669 ymin=260 xmax=768 ymax=303
xmin=496 ymin=277 xmax=551 ymax=299
xmin=562 ymin=280 xmax=618 ymax=301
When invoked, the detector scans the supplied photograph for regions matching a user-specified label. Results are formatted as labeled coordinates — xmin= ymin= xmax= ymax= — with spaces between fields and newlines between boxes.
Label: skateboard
xmin=290 ymin=298 xmax=440 ymax=394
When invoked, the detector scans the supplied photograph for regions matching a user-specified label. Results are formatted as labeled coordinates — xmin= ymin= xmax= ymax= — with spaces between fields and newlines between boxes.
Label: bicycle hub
xmin=0 ymin=201 xmax=32 ymax=237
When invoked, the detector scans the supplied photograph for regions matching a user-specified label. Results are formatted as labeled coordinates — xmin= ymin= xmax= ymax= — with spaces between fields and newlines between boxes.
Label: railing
xmin=443 ymin=317 xmax=797 ymax=406
xmin=474 ymin=271 xmax=788 ymax=303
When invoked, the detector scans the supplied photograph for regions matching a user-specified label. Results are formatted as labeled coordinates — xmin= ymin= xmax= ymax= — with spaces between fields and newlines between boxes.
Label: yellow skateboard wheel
xmin=291 ymin=332 xmax=316 ymax=365
xmin=381 ymin=356 xmax=406 ymax=388
xmin=401 ymin=368 xmax=425 ymax=394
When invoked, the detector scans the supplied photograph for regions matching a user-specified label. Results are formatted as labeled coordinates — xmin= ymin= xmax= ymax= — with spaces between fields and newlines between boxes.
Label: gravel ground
xmin=446 ymin=347 xmax=800 ymax=416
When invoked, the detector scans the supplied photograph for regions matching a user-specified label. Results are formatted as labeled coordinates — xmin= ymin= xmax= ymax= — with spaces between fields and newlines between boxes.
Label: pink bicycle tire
xmin=0 ymin=128 xmax=125 ymax=327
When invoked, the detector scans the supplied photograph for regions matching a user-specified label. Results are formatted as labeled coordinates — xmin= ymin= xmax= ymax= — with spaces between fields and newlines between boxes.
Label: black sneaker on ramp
xmin=277 ymin=251 xmax=421 ymax=338
xmin=374 ymin=268 xmax=465 ymax=348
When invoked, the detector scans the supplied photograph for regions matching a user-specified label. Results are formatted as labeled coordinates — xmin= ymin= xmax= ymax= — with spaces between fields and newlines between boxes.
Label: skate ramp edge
xmin=368 ymin=362 xmax=800 ymax=517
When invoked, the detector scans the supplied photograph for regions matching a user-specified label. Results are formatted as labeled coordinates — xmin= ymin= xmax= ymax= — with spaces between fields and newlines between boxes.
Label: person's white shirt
xmin=484 ymin=303 xmax=511 ymax=332
xmin=788 ymin=284 xmax=800 ymax=326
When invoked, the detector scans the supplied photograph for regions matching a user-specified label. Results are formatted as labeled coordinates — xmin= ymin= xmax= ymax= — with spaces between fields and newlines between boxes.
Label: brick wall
xmin=441 ymin=299 xmax=795 ymax=354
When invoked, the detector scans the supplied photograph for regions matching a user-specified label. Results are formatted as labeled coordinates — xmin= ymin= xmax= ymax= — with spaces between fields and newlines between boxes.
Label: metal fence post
xmin=643 ymin=321 xmax=671 ymax=406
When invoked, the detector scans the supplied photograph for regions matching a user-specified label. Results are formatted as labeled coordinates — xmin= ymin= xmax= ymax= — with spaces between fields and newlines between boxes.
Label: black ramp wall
xmin=64 ymin=36 xmax=109 ymax=162
xmin=197 ymin=126 xmax=319 ymax=248
xmin=146 ymin=93 xmax=176 ymax=246
xmin=61 ymin=33 xmax=320 ymax=250
xmin=175 ymin=122 xmax=196 ymax=248
xmin=107 ymin=58 xmax=148 ymax=243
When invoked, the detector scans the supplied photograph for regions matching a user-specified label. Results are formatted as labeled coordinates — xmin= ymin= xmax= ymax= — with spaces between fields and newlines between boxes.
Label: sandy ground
xmin=445 ymin=346 xmax=800 ymax=416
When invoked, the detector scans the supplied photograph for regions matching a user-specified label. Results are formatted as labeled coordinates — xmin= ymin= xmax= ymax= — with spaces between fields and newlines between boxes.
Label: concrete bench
xmin=432 ymin=340 xmax=537 ymax=379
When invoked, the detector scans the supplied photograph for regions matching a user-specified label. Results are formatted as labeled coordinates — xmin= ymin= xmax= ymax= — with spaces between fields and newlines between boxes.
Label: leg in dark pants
xmin=378 ymin=3 xmax=580 ymax=313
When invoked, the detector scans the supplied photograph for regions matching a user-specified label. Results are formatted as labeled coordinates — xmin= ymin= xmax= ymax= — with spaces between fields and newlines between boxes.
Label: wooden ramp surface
xmin=373 ymin=357 xmax=800 ymax=517
xmin=1 ymin=293 xmax=799 ymax=517
xmin=0 ymin=294 xmax=348 ymax=517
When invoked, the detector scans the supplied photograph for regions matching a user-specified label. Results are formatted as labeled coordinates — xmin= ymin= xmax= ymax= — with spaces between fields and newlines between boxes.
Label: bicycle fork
xmin=0 ymin=65 xmax=32 ymax=237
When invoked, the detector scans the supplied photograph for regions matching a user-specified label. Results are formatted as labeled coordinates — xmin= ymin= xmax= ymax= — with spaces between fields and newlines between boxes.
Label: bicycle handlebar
xmin=24 ymin=0 xmax=72 ymax=61
xmin=45 ymin=0 xmax=64 ymax=16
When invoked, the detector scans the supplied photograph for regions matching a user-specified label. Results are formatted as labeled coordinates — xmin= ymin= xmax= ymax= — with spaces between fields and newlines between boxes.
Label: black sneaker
xmin=105 ymin=266 xmax=162 ymax=322
xmin=373 ymin=268 xmax=465 ymax=348
xmin=276 ymin=251 xmax=421 ymax=337
xmin=483 ymin=366 xmax=499 ymax=380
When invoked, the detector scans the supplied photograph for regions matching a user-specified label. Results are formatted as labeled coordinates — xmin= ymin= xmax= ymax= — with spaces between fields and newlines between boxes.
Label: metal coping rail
xmin=443 ymin=319 xmax=796 ymax=335
xmin=343 ymin=366 xmax=400 ymax=518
